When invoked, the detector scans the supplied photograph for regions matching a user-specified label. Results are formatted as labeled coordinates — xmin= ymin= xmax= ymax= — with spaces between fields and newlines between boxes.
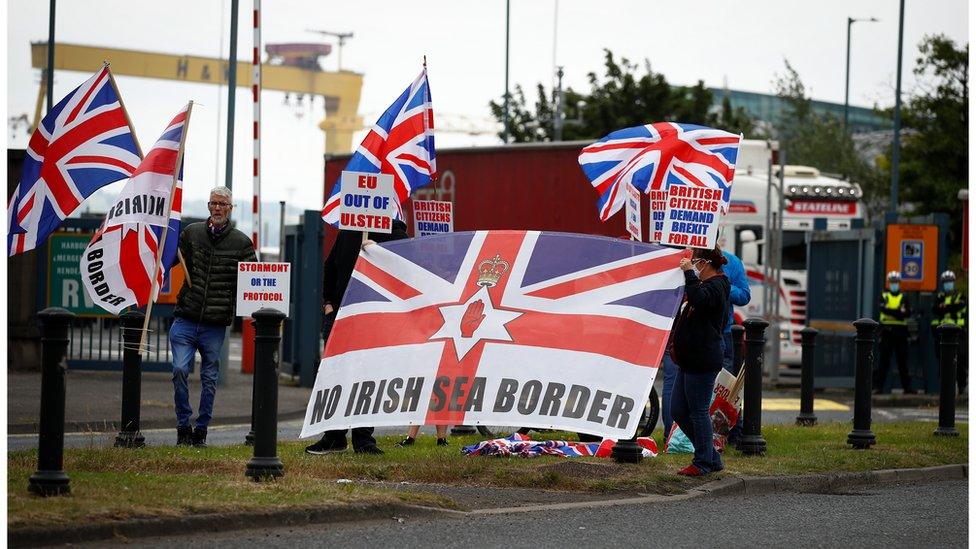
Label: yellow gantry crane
xmin=29 ymin=42 xmax=364 ymax=154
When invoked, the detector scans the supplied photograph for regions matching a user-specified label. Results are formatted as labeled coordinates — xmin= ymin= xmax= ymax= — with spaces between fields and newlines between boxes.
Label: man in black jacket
xmin=305 ymin=220 xmax=410 ymax=455
xmin=170 ymin=187 xmax=256 ymax=447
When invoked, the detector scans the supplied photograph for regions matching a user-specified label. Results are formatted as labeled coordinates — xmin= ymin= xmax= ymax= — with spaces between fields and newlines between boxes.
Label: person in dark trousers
xmin=670 ymin=245 xmax=730 ymax=477
xmin=171 ymin=187 xmax=256 ymax=447
xmin=305 ymin=220 xmax=410 ymax=455
xmin=931 ymin=270 xmax=968 ymax=393
xmin=875 ymin=271 xmax=914 ymax=394
xmin=719 ymin=250 xmax=750 ymax=445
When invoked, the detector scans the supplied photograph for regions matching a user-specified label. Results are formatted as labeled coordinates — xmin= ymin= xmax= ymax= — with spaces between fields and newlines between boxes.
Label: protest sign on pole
xmin=338 ymin=171 xmax=396 ymax=234
xmin=413 ymin=199 xmax=453 ymax=237
xmin=624 ymin=183 xmax=642 ymax=242
xmin=300 ymin=231 xmax=685 ymax=440
xmin=648 ymin=189 xmax=667 ymax=243
xmin=659 ymin=185 xmax=723 ymax=249
xmin=236 ymin=262 xmax=291 ymax=317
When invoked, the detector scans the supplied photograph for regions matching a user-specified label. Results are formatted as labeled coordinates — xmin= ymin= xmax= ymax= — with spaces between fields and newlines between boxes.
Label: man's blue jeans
xmin=169 ymin=317 xmax=226 ymax=430
xmin=671 ymin=368 xmax=724 ymax=473
xmin=721 ymin=332 xmax=743 ymax=443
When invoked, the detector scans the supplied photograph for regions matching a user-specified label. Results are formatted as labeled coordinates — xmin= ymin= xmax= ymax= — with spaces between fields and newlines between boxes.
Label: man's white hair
xmin=210 ymin=186 xmax=232 ymax=200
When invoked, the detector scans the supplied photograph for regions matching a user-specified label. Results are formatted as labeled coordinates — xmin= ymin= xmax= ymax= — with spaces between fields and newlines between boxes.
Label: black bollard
xmin=847 ymin=318 xmax=878 ymax=449
xmin=731 ymin=324 xmax=745 ymax=374
xmin=29 ymin=308 xmax=75 ymax=496
xmin=796 ymin=327 xmax=819 ymax=426
xmin=611 ymin=434 xmax=642 ymax=464
xmin=115 ymin=311 xmax=146 ymax=448
xmin=934 ymin=324 xmax=962 ymax=437
xmin=245 ymin=308 xmax=286 ymax=481
xmin=737 ymin=318 xmax=768 ymax=455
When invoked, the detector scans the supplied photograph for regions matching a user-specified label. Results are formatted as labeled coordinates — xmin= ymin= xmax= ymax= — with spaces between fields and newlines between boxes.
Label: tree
xmin=489 ymin=49 xmax=760 ymax=142
xmin=897 ymin=35 xmax=968 ymax=228
xmin=771 ymin=60 xmax=888 ymax=217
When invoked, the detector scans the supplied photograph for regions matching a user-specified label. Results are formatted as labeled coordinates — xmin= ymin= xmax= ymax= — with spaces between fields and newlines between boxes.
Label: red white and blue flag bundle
xmin=577 ymin=122 xmax=741 ymax=221
xmin=462 ymin=432 xmax=658 ymax=458
xmin=8 ymin=65 xmax=141 ymax=256
xmin=80 ymin=103 xmax=192 ymax=315
xmin=321 ymin=68 xmax=435 ymax=224
xmin=301 ymin=230 xmax=685 ymax=440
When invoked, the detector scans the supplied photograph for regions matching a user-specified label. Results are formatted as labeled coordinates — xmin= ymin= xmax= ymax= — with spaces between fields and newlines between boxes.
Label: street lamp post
xmin=844 ymin=16 xmax=879 ymax=132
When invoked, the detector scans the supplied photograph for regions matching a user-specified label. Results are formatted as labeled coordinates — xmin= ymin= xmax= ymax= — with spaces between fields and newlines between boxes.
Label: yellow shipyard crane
xmin=29 ymin=41 xmax=364 ymax=154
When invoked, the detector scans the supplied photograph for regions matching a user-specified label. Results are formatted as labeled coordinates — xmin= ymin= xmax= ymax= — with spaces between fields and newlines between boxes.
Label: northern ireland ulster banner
xmin=81 ymin=103 xmax=192 ymax=315
xmin=301 ymin=230 xmax=685 ymax=440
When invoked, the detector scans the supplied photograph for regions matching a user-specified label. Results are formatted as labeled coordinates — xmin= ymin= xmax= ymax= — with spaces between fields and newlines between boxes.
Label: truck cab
xmin=722 ymin=164 xmax=866 ymax=365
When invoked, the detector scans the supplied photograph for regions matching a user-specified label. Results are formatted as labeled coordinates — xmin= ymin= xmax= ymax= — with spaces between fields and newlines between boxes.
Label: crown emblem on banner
xmin=477 ymin=254 xmax=510 ymax=287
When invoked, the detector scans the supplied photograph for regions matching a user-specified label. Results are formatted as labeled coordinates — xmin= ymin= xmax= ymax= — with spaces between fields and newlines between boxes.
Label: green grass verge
xmin=7 ymin=421 xmax=967 ymax=530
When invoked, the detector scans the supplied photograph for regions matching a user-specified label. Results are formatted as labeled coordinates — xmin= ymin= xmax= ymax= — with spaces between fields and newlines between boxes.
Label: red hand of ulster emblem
xmin=460 ymin=299 xmax=487 ymax=338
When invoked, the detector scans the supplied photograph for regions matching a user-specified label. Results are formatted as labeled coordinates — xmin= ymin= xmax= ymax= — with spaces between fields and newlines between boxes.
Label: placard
xmin=648 ymin=189 xmax=667 ymax=242
xmin=660 ymin=185 xmax=722 ymax=249
xmin=413 ymin=199 xmax=454 ymax=236
xmin=624 ymin=183 xmax=642 ymax=241
xmin=236 ymin=262 xmax=291 ymax=317
xmin=338 ymin=171 xmax=396 ymax=234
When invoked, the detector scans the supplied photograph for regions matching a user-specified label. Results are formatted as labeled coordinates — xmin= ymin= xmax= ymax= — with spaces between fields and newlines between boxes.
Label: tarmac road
xmin=91 ymin=479 xmax=968 ymax=548
xmin=6 ymin=406 xmax=968 ymax=452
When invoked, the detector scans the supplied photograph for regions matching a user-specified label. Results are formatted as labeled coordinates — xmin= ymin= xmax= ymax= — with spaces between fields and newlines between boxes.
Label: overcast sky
xmin=4 ymin=0 xmax=970 ymax=230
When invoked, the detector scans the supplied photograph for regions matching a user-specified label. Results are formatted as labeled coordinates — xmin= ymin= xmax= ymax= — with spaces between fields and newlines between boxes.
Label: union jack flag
xmin=321 ymin=68 xmax=435 ymax=224
xmin=81 ymin=104 xmax=192 ymax=315
xmin=578 ymin=122 xmax=741 ymax=221
xmin=8 ymin=65 xmax=141 ymax=256
xmin=462 ymin=432 xmax=658 ymax=458
xmin=301 ymin=230 xmax=685 ymax=440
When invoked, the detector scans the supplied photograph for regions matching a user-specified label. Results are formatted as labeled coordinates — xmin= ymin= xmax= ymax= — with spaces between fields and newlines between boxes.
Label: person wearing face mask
xmin=931 ymin=270 xmax=967 ymax=394
xmin=875 ymin=271 xmax=914 ymax=394
xmin=670 ymin=245 xmax=730 ymax=476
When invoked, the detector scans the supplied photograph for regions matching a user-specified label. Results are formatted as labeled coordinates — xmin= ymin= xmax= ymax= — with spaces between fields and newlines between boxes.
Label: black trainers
xmin=436 ymin=438 xmax=449 ymax=446
xmin=395 ymin=437 xmax=415 ymax=448
xmin=191 ymin=427 xmax=208 ymax=448
xmin=305 ymin=437 xmax=347 ymax=455
xmin=354 ymin=445 xmax=384 ymax=455
xmin=176 ymin=426 xmax=193 ymax=446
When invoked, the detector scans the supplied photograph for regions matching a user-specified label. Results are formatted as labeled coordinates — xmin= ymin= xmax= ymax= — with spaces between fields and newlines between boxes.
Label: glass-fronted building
xmin=709 ymin=88 xmax=890 ymax=134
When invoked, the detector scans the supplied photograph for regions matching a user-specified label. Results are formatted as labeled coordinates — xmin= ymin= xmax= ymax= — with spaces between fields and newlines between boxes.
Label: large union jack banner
xmin=301 ymin=231 xmax=685 ymax=440
xmin=578 ymin=122 xmax=741 ymax=221
xmin=321 ymin=68 xmax=435 ymax=224
xmin=80 ymin=103 xmax=192 ymax=315
xmin=8 ymin=65 xmax=141 ymax=256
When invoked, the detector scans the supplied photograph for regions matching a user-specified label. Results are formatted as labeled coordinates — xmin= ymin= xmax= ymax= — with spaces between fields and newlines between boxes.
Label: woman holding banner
xmin=670 ymin=246 xmax=730 ymax=476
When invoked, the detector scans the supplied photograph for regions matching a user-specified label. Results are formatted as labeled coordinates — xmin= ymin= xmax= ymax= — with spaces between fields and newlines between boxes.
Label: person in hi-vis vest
xmin=875 ymin=271 xmax=915 ymax=394
xmin=931 ymin=270 xmax=968 ymax=394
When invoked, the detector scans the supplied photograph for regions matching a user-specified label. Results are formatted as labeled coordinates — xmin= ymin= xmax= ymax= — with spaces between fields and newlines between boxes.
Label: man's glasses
xmin=208 ymin=201 xmax=232 ymax=209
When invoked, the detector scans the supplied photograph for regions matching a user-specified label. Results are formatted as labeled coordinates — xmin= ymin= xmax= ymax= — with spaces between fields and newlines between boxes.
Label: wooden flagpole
xmin=139 ymin=101 xmax=194 ymax=354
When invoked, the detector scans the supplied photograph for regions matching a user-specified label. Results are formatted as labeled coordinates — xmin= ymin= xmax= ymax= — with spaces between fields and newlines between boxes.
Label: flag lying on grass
xmin=461 ymin=432 xmax=658 ymax=458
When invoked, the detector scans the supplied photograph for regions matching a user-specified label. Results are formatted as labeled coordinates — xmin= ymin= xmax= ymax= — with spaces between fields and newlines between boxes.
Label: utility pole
xmin=225 ymin=0 xmax=239 ymax=191
xmin=502 ymin=0 xmax=510 ymax=144
xmin=890 ymin=0 xmax=905 ymax=213
xmin=553 ymin=66 xmax=564 ymax=141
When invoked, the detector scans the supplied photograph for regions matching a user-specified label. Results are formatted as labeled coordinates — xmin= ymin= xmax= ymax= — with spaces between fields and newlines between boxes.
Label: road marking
xmin=762 ymin=398 xmax=850 ymax=411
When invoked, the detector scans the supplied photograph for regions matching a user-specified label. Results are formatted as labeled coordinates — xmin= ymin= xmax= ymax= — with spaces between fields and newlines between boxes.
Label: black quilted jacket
xmin=174 ymin=222 xmax=256 ymax=326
